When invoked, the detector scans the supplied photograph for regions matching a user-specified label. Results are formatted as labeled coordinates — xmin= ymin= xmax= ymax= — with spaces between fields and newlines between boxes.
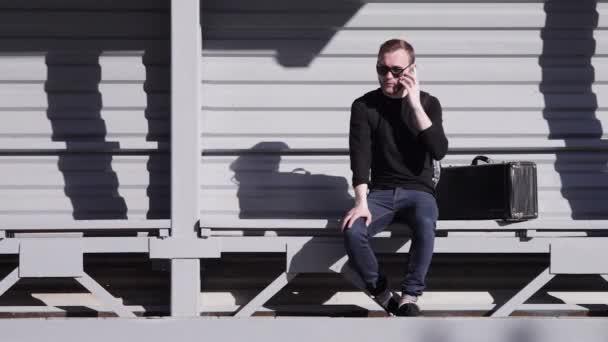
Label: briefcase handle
xmin=291 ymin=167 xmax=312 ymax=175
xmin=472 ymin=155 xmax=494 ymax=165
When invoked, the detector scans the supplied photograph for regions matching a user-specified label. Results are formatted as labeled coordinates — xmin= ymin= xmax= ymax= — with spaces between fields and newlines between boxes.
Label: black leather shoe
xmin=384 ymin=296 xmax=400 ymax=315
xmin=367 ymin=275 xmax=399 ymax=316
xmin=395 ymin=302 xmax=421 ymax=317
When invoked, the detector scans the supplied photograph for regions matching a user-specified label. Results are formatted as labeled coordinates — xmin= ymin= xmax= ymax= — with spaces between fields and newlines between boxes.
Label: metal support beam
xmin=19 ymin=239 xmax=83 ymax=278
xmin=170 ymin=0 xmax=203 ymax=317
xmin=171 ymin=259 xmax=201 ymax=317
xmin=491 ymin=267 xmax=555 ymax=317
xmin=75 ymin=273 xmax=136 ymax=318
xmin=339 ymin=264 xmax=391 ymax=312
xmin=0 ymin=268 xmax=19 ymax=298
xmin=340 ymin=264 xmax=367 ymax=291
xmin=235 ymin=272 xmax=297 ymax=317
xmin=551 ymin=239 xmax=608 ymax=274
xmin=170 ymin=0 xmax=201 ymax=241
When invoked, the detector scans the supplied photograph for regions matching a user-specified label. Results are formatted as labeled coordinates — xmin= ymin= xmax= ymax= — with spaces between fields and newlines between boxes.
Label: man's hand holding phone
xmin=399 ymin=65 xmax=423 ymax=111
xmin=400 ymin=65 xmax=432 ymax=132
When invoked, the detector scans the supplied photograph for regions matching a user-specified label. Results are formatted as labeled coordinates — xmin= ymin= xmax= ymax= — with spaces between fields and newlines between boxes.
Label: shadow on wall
xmin=201 ymin=0 xmax=364 ymax=67
xmin=45 ymin=52 xmax=128 ymax=220
xmin=45 ymin=51 xmax=171 ymax=220
xmin=230 ymin=142 xmax=353 ymax=225
xmin=0 ymin=0 xmax=171 ymax=220
xmin=542 ymin=0 xmax=608 ymax=219
xmin=144 ymin=50 xmax=172 ymax=220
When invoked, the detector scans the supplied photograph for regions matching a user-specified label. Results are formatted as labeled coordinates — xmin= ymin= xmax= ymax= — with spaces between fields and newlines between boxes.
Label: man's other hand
xmin=341 ymin=205 xmax=372 ymax=231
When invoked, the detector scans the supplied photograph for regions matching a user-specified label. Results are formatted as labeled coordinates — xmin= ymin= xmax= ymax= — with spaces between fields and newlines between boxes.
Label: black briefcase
xmin=435 ymin=156 xmax=538 ymax=221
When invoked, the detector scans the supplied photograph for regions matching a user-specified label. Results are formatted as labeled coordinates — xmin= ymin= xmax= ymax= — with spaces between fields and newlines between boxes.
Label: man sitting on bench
xmin=341 ymin=38 xmax=448 ymax=317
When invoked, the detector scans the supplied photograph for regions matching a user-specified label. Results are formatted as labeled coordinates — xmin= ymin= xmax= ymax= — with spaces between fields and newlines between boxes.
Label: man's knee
xmin=343 ymin=218 xmax=369 ymax=244
xmin=412 ymin=214 xmax=437 ymax=238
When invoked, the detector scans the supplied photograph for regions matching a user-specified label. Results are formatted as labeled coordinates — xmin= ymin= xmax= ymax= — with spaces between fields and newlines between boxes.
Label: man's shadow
xmin=230 ymin=142 xmax=412 ymax=314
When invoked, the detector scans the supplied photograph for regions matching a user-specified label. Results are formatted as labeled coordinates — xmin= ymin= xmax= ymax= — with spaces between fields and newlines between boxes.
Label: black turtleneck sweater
xmin=349 ymin=88 xmax=449 ymax=195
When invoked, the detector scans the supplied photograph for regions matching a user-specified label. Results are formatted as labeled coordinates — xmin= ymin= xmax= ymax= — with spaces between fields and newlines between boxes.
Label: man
xmin=341 ymin=39 xmax=448 ymax=317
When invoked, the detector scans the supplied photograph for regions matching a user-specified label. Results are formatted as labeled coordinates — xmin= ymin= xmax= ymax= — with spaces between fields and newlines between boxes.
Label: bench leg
xmin=491 ymin=267 xmax=554 ymax=317
xmin=340 ymin=264 xmax=400 ymax=312
xmin=0 ymin=268 xmax=19 ymax=298
xmin=0 ymin=268 xmax=136 ymax=317
xmin=234 ymin=272 xmax=297 ymax=317
xmin=75 ymin=272 xmax=136 ymax=318
xmin=340 ymin=264 xmax=366 ymax=291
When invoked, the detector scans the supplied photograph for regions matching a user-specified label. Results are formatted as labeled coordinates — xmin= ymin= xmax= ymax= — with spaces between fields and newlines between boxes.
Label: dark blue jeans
xmin=343 ymin=188 xmax=438 ymax=296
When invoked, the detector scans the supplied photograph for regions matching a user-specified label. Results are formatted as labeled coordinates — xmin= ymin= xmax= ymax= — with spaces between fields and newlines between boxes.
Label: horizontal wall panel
xmin=0 ymin=39 xmax=169 ymax=52
xmin=0 ymin=1 xmax=169 ymax=10
xmin=203 ymin=31 xmax=606 ymax=57
xmin=202 ymin=84 xmax=608 ymax=109
xmin=0 ymin=155 xmax=169 ymax=224
xmin=0 ymin=55 xmax=165 ymax=82
xmin=0 ymin=84 xmax=167 ymax=109
xmin=201 ymin=110 xmax=608 ymax=135
xmin=0 ymin=156 xmax=169 ymax=185
xmin=202 ymin=56 xmax=608 ymax=83
xmin=202 ymin=0 xmax=607 ymax=12
xmin=0 ymin=189 xmax=162 ymax=210
xmin=204 ymin=3 xmax=603 ymax=29
xmin=0 ymin=110 xmax=169 ymax=149
xmin=200 ymin=109 xmax=608 ymax=149
xmin=201 ymin=137 xmax=608 ymax=151
xmin=0 ymin=13 xmax=169 ymax=38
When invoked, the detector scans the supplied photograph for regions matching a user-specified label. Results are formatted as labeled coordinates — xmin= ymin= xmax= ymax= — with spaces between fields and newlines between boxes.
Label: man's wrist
xmin=412 ymin=105 xmax=425 ymax=114
xmin=412 ymin=107 xmax=432 ymax=132
xmin=355 ymin=199 xmax=368 ymax=208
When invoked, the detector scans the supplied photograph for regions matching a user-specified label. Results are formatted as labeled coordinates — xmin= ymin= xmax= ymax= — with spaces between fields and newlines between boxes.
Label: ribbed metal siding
xmin=0 ymin=0 xmax=171 ymax=227
xmin=200 ymin=0 xmax=608 ymax=227
xmin=0 ymin=0 xmax=606 ymax=317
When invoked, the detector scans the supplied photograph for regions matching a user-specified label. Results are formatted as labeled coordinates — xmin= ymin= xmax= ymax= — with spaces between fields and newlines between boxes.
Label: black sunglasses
xmin=376 ymin=61 xmax=415 ymax=77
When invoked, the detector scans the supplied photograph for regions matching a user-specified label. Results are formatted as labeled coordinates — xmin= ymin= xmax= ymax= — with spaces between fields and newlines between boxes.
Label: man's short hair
xmin=378 ymin=39 xmax=415 ymax=63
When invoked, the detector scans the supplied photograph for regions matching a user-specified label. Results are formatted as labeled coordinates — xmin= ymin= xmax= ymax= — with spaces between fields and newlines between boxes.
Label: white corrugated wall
xmin=0 ymin=0 xmax=171 ymax=317
xmin=0 ymin=0 xmax=171 ymax=226
xmin=1 ymin=0 xmax=608 ymax=316
xmin=198 ymin=0 xmax=608 ymax=314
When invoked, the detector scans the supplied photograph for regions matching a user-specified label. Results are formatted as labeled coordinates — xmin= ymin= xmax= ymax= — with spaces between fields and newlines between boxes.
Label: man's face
xmin=377 ymin=49 xmax=413 ymax=97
